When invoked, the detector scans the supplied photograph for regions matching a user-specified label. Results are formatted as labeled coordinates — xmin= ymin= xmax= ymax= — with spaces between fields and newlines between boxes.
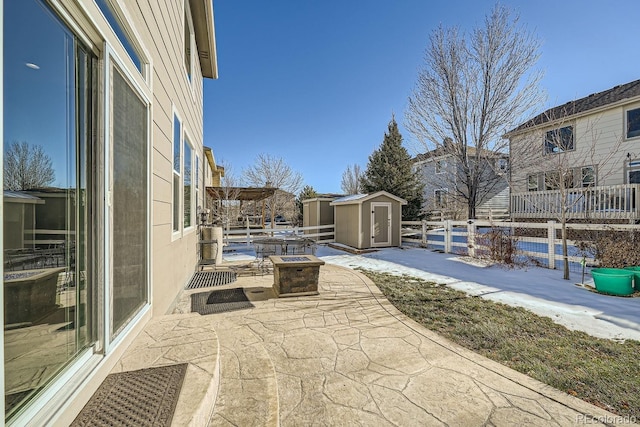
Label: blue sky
xmin=206 ymin=0 xmax=639 ymax=194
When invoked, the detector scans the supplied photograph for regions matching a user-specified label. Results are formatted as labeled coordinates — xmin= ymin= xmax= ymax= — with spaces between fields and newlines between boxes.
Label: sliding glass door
xmin=3 ymin=0 xmax=95 ymax=418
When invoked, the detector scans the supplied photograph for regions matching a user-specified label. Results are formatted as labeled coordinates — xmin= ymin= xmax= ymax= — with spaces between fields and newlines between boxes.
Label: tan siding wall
xmin=121 ymin=0 xmax=207 ymax=314
xmin=335 ymin=205 xmax=360 ymax=248
xmin=511 ymin=101 xmax=640 ymax=192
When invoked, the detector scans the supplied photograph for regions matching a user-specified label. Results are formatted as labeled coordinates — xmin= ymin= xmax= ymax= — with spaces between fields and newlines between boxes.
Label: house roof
xmin=3 ymin=191 xmax=44 ymax=204
xmin=508 ymin=79 xmax=640 ymax=135
xmin=330 ymin=191 xmax=407 ymax=206
xmin=413 ymin=145 xmax=506 ymax=163
xmin=190 ymin=0 xmax=218 ymax=79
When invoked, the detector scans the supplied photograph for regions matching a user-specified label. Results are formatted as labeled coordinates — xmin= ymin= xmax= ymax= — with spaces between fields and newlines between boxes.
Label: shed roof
xmin=3 ymin=190 xmax=44 ymax=204
xmin=330 ymin=191 xmax=407 ymax=206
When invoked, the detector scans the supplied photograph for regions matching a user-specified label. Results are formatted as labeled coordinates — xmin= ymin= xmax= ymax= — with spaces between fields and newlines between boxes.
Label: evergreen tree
xmin=361 ymin=117 xmax=424 ymax=219
xmin=296 ymin=185 xmax=318 ymax=224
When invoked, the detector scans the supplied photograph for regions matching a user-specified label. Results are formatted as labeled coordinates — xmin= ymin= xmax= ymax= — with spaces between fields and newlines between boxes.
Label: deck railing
xmin=511 ymin=184 xmax=640 ymax=220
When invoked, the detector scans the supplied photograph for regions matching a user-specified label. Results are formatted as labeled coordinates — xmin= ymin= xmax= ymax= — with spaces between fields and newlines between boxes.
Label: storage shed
xmin=331 ymin=191 xmax=407 ymax=249
xmin=302 ymin=197 xmax=336 ymax=239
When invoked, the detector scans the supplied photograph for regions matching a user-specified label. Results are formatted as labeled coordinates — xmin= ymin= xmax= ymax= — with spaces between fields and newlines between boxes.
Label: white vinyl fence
xmin=222 ymin=223 xmax=335 ymax=245
xmin=402 ymin=220 xmax=638 ymax=272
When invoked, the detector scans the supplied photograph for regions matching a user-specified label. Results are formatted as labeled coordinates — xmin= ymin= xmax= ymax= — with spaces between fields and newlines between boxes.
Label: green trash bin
xmin=591 ymin=268 xmax=634 ymax=296
xmin=623 ymin=266 xmax=640 ymax=290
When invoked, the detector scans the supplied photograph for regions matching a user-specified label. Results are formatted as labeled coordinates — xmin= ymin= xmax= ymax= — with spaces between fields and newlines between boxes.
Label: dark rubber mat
xmin=71 ymin=363 xmax=188 ymax=427
xmin=191 ymin=287 xmax=254 ymax=315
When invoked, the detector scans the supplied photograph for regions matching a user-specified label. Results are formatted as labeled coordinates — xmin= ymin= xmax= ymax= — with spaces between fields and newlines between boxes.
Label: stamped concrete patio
xmin=114 ymin=263 xmax=626 ymax=426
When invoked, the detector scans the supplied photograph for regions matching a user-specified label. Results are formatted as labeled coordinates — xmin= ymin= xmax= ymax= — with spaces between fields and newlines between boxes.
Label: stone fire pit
xmin=269 ymin=255 xmax=325 ymax=297
xmin=4 ymin=267 xmax=65 ymax=324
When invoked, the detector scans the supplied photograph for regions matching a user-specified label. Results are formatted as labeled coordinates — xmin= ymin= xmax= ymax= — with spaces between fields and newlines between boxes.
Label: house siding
xmin=510 ymin=102 xmax=640 ymax=193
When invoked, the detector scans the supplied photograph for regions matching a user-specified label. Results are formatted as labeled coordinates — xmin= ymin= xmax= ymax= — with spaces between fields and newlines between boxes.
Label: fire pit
xmin=269 ymin=255 xmax=325 ymax=297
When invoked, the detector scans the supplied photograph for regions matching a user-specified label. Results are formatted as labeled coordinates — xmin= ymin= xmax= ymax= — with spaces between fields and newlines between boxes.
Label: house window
xmin=435 ymin=159 xmax=446 ymax=174
xmin=527 ymin=174 xmax=538 ymax=191
xmin=628 ymin=160 xmax=640 ymax=184
xmin=626 ymin=107 xmax=640 ymax=139
xmin=173 ymin=115 xmax=181 ymax=233
xmin=496 ymin=158 xmax=508 ymax=173
xmin=184 ymin=1 xmax=194 ymax=81
xmin=95 ymin=0 xmax=143 ymax=74
xmin=434 ymin=189 xmax=448 ymax=208
xmin=581 ymin=166 xmax=596 ymax=187
xmin=545 ymin=170 xmax=574 ymax=190
xmin=544 ymin=126 xmax=574 ymax=154
xmin=184 ymin=137 xmax=193 ymax=228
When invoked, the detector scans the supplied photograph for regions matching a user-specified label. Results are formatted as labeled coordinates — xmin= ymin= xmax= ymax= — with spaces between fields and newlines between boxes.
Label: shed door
xmin=371 ymin=202 xmax=392 ymax=247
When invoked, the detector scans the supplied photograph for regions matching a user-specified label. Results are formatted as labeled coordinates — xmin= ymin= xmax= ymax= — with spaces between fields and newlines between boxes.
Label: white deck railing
xmin=511 ymin=184 xmax=640 ymax=220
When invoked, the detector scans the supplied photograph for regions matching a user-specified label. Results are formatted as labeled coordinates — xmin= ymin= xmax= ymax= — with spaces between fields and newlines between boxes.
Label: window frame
xmin=625 ymin=106 xmax=640 ymax=140
xmin=172 ymin=111 xmax=182 ymax=237
xmin=434 ymin=188 xmax=448 ymax=208
xmin=527 ymin=174 xmax=539 ymax=192
xmin=544 ymin=125 xmax=574 ymax=154
xmin=183 ymin=132 xmax=194 ymax=231
xmin=94 ymin=0 xmax=148 ymax=78
xmin=581 ymin=166 xmax=596 ymax=188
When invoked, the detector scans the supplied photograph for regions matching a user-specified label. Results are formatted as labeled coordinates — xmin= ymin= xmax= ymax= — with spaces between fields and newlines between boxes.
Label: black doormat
xmin=186 ymin=270 xmax=237 ymax=289
xmin=71 ymin=363 xmax=188 ymax=427
xmin=191 ymin=287 xmax=254 ymax=315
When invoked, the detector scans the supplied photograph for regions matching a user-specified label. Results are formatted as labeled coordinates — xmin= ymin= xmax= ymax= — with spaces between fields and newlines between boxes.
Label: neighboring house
xmin=506 ymin=79 xmax=640 ymax=222
xmin=2 ymin=1 xmax=217 ymax=424
xmin=412 ymin=143 xmax=509 ymax=220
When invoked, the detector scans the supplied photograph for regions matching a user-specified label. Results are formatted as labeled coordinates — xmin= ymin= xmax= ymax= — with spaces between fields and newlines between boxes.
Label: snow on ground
xmin=318 ymin=248 xmax=640 ymax=342
xmin=223 ymin=243 xmax=640 ymax=341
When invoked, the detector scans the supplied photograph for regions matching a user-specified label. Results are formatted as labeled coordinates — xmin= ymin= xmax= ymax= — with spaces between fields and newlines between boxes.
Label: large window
xmin=173 ymin=115 xmax=181 ymax=233
xmin=581 ymin=166 xmax=596 ymax=188
xmin=626 ymin=107 xmax=640 ymax=139
xmin=434 ymin=189 xmax=448 ymax=208
xmin=4 ymin=0 xmax=96 ymax=418
xmin=110 ymin=65 xmax=148 ymax=339
xmin=544 ymin=126 xmax=574 ymax=154
xmin=184 ymin=137 xmax=193 ymax=228
xmin=95 ymin=0 xmax=144 ymax=74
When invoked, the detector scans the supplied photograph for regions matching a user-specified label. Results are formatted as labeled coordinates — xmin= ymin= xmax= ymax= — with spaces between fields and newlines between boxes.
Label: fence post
xmin=444 ymin=220 xmax=452 ymax=253
xmin=246 ymin=222 xmax=251 ymax=246
xmin=467 ymin=220 xmax=476 ymax=258
xmin=547 ymin=220 xmax=556 ymax=269
xmin=421 ymin=220 xmax=427 ymax=246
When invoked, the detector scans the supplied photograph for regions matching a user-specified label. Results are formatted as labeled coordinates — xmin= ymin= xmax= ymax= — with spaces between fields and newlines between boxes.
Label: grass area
xmin=362 ymin=269 xmax=640 ymax=418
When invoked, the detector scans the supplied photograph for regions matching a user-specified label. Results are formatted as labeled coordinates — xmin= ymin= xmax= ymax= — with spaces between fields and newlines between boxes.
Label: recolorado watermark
xmin=576 ymin=414 xmax=637 ymax=424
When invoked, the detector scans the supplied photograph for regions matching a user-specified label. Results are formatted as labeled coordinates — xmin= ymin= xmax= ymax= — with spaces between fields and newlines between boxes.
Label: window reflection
xmin=3 ymin=0 xmax=94 ymax=418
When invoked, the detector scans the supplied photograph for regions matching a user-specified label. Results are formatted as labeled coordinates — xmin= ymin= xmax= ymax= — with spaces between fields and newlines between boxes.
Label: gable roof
xmin=330 ymin=191 xmax=407 ymax=206
xmin=413 ymin=145 xmax=506 ymax=163
xmin=508 ymin=79 xmax=640 ymax=135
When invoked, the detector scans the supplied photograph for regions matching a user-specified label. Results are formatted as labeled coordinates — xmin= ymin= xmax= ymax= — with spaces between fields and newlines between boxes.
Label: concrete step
xmin=112 ymin=313 xmax=221 ymax=427
xmin=208 ymin=319 xmax=279 ymax=426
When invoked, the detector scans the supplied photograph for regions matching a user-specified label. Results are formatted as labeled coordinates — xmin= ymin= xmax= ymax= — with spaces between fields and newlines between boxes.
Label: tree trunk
xmin=561 ymin=220 xmax=570 ymax=280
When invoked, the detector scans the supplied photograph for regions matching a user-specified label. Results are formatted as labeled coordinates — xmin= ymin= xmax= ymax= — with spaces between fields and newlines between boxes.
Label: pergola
xmin=205 ymin=186 xmax=277 ymax=226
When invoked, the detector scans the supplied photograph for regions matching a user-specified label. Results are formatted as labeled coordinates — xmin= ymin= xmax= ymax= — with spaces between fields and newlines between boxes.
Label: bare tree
xmin=510 ymin=109 xmax=624 ymax=280
xmin=243 ymin=153 xmax=303 ymax=223
xmin=4 ymin=141 xmax=55 ymax=190
xmin=207 ymin=162 xmax=242 ymax=228
xmin=405 ymin=4 xmax=544 ymax=219
xmin=340 ymin=164 xmax=362 ymax=195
